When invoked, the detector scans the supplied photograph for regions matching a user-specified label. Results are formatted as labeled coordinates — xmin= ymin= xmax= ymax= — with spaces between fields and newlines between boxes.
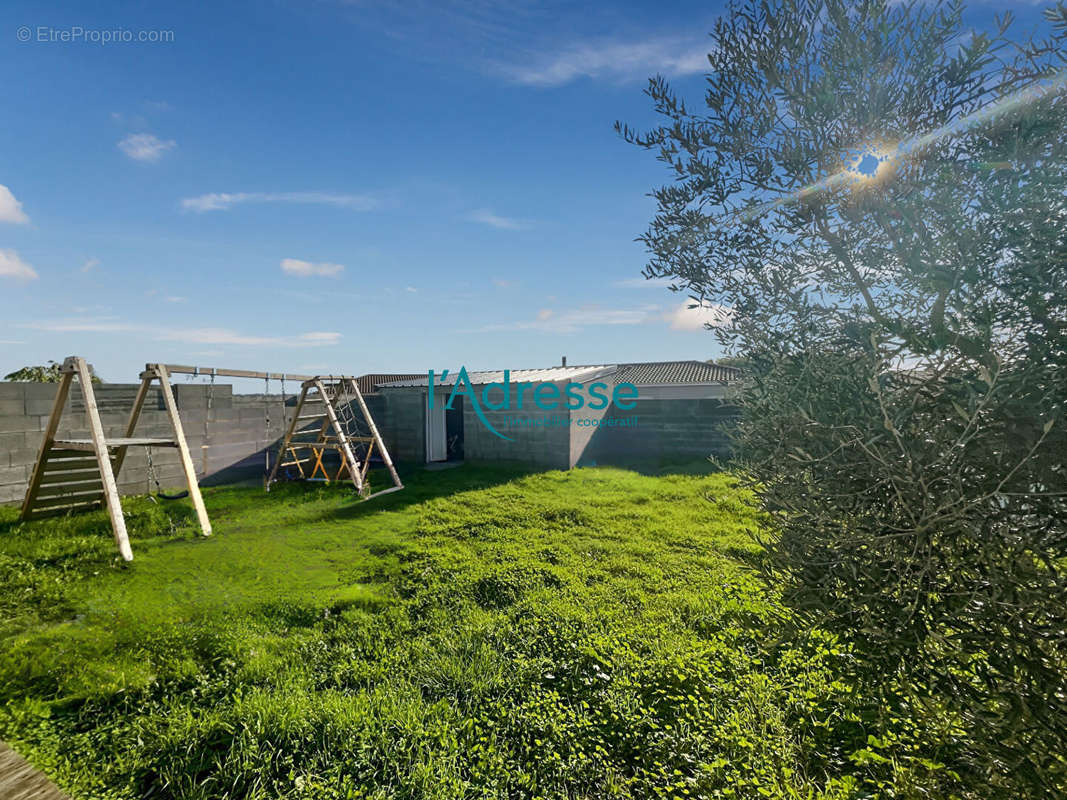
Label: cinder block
xmin=24 ymin=396 xmax=58 ymax=415
xmin=7 ymin=448 xmax=38 ymax=468
xmin=0 ymin=431 xmax=29 ymax=453
xmin=19 ymin=384 xmax=57 ymax=400
xmin=0 ymin=464 xmax=28 ymax=484
xmin=0 ymin=416 xmax=35 ymax=433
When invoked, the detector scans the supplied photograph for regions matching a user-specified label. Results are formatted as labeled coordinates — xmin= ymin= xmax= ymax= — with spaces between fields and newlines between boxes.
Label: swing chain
xmin=203 ymin=370 xmax=215 ymax=474
xmin=146 ymin=445 xmax=163 ymax=506
xmin=264 ymin=374 xmax=271 ymax=473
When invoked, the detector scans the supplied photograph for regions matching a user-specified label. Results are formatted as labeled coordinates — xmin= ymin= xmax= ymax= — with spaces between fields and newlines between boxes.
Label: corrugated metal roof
xmin=377 ymin=365 xmax=616 ymax=388
xmin=614 ymin=361 xmax=741 ymax=385
xmin=357 ymin=373 xmax=423 ymax=395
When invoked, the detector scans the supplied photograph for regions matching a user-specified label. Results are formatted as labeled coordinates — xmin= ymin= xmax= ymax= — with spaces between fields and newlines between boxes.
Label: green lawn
xmin=0 ymin=465 xmax=930 ymax=799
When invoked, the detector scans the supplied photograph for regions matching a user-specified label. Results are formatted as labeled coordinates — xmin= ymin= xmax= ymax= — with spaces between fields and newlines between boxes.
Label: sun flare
xmin=847 ymin=144 xmax=899 ymax=184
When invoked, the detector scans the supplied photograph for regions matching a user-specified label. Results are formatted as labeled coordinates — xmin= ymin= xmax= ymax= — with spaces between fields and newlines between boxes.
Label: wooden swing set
xmin=19 ymin=356 xmax=402 ymax=561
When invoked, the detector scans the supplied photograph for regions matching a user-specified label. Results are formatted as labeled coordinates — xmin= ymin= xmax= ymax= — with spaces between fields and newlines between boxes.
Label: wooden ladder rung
xmin=31 ymin=491 xmax=105 ymax=510
xmin=24 ymin=502 xmax=104 ymax=520
xmin=41 ymin=458 xmax=105 ymax=472
xmin=45 ymin=449 xmax=105 ymax=460
xmin=39 ymin=468 xmax=102 ymax=485
xmin=35 ymin=480 xmax=104 ymax=499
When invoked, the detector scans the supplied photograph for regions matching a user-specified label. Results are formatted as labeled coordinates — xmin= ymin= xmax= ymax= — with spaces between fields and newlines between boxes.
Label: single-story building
xmin=375 ymin=360 xmax=740 ymax=469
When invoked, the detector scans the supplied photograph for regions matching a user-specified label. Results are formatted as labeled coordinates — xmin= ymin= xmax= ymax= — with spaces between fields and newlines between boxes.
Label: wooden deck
xmin=0 ymin=742 xmax=70 ymax=800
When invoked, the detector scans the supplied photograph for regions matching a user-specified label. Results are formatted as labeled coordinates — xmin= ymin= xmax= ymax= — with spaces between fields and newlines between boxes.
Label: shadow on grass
xmin=293 ymin=461 xmax=537 ymax=525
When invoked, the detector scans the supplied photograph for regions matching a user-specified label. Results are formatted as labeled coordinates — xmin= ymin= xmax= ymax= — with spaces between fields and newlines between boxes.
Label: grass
xmin=0 ymin=464 xmax=938 ymax=799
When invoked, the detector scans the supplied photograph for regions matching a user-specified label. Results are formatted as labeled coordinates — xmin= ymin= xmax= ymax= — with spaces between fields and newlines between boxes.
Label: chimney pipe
xmin=561 ymin=356 xmax=567 ymax=367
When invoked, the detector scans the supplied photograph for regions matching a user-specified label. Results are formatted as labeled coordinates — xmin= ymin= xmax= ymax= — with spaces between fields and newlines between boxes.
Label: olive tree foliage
xmin=4 ymin=361 xmax=101 ymax=383
xmin=621 ymin=0 xmax=1066 ymax=794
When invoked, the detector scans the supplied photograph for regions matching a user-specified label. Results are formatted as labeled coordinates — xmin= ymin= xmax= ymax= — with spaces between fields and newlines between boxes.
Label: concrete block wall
xmin=376 ymin=386 xmax=739 ymax=471
xmin=581 ymin=398 xmax=739 ymax=466
xmin=378 ymin=390 xmax=425 ymax=463
xmin=0 ymin=382 xmax=296 ymax=505
xmin=465 ymin=399 xmax=571 ymax=469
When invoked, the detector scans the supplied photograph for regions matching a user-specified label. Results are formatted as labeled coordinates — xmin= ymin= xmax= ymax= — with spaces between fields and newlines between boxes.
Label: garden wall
xmin=0 ymin=382 xmax=389 ymax=505
xmin=580 ymin=398 xmax=739 ymax=467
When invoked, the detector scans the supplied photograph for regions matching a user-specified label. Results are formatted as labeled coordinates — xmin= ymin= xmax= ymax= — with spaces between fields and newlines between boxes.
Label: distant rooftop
xmin=615 ymin=361 xmax=741 ymax=385
xmin=356 ymin=373 xmax=423 ymax=395
xmin=376 ymin=365 xmax=616 ymax=389
xmin=376 ymin=360 xmax=741 ymax=389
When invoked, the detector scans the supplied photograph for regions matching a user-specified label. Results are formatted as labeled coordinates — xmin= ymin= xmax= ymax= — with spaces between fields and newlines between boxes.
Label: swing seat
xmin=156 ymin=489 xmax=190 ymax=501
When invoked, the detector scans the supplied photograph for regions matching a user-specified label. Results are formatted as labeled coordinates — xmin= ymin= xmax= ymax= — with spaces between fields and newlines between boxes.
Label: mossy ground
xmin=0 ymin=464 xmax=942 ymax=799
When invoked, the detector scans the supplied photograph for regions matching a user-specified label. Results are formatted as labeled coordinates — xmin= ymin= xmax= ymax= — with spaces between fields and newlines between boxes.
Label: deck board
xmin=0 ymin=742 xmax=71 ymax=800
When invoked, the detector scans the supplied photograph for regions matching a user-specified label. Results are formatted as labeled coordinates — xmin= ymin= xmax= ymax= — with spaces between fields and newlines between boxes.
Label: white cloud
xmin=495 ymin=35 xmax=709 ymax=87
xmin=182 ymin=191 xmax=377 ymax=213
xmin=0 ymin=249 xmax=38 ymax=282
xmin=472 ymin=305 xmax=655 ymax=334
xmin=156 ymin=328 xmax=277 ymax=346
xmin=280 ymin=258 xmax=345 ymax=277
xmin=296 ymin=332 xmax=342 ymax=345
xmin=465 ymin=208 xmax=529 ymax=230
xmin=0 ymin=185 xmax=29 ymax=224
xmin=613 ymin=276 xmax=675 ymax=289
xmin=405 ymin=286 xmax=418 ymax=293
xmin=467 ymin=300 xmax=732 ymax=335
xmin=21 ymin=317 xmax=341 ymax=347
xmin=118 ymin=133 xmax=176 ymax=162
xmin=165 ymin=295 xmax=186 ymax=303
xmin=492 ymin=278 xmax=518 ymax=288
xmin=81 ymin=257 xmax=100 ymax=272
xmin=157 ymin=328 xmax=342 ymax=346
xmin=665 ymin=301 xmax=733 ymax=331
xmin=23 ymin=318 xmax=133 ymax=333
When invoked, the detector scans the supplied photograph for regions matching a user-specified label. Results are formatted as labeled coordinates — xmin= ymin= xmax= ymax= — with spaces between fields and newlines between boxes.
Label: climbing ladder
xmin=266 ymin=376 xmax=403 ymax=499
xmin=20 ymin=357 xmax=212 ymax=561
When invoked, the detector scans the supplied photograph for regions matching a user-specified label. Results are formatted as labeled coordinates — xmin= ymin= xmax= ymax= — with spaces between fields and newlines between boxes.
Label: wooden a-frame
xmin=266 ymin=376 xmax=402 ymax=499
xmin=20 ymin=357 xmax=211 ymax=561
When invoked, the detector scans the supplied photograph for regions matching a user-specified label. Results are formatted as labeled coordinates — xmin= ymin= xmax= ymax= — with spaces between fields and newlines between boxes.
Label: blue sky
xmin=0 ymin=0 xmax=1044 ymax=383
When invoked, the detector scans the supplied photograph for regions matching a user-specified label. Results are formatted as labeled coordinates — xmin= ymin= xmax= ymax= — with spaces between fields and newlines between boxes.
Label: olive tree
xmin=621 ymin=0 xmax=1066 ymax=794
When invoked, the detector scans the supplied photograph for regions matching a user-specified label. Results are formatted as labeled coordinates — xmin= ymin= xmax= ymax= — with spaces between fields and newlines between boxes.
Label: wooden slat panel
xmin=21 ymin=370 xmax=74 ymax=520
xmin=39 ymin=469 xmax=102 ymax=485
xmin=35 ymin=480 xmax=104 ymax=499
xmin=41 ymin=459 xmax=103 ymax=472
xmin=31 ymin=492 xmax=105 ymax=510
xmin=47 ymin=440 xmax=97 ymax=452
xmin=45 ymin=449 xmax=99 ymax=460
xmin=24 ymin=503 xmax=103 ymax=520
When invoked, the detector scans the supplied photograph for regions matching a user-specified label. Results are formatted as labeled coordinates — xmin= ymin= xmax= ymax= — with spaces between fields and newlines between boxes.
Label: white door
xmin=425 ymin=392 xmax=447 ymax=461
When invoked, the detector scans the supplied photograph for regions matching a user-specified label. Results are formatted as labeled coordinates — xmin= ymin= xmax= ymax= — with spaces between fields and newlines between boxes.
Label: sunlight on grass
xmin=0 ymin=465 xmax=876 ymax=799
